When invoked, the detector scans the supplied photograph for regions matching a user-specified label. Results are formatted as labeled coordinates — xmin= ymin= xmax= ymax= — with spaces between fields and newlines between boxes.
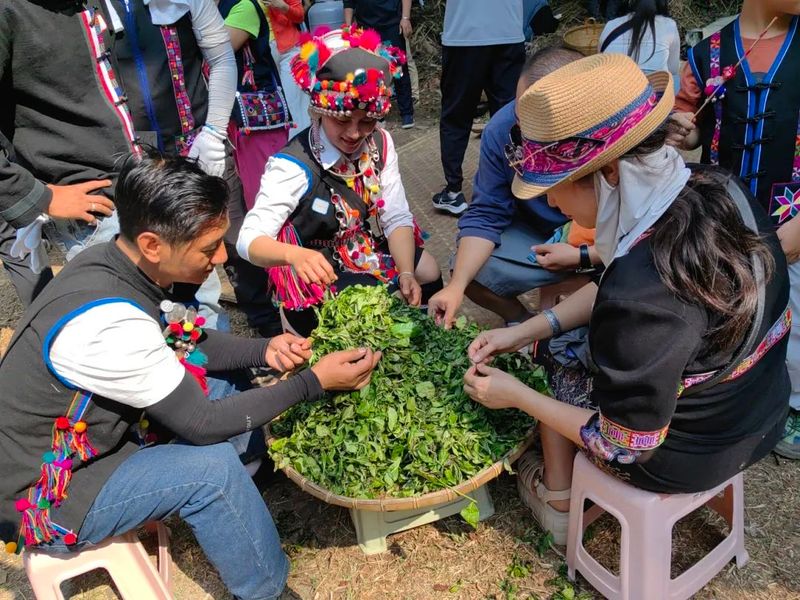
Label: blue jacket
xmin=457 ymin=101 xmax=567 ymax=246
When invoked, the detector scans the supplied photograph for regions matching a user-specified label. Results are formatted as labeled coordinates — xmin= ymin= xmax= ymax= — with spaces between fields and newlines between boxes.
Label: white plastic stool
xmin=350 ymin=484 xmax=495 ymax=555
xmin=566 ymin=452 xmax=748 ymax=600
xmin=23 ymin=521 xmax=172 ymax=600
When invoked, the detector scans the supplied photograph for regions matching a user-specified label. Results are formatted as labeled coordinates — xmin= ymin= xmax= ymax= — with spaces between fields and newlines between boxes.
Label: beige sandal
xmin=516 ymin=450 xmax=571 ymax=545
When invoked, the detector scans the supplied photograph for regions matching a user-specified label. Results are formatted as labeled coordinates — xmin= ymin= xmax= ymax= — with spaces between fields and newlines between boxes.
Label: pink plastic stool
xmin=566 ymin=452 xmax=749 ymax=600
xmin=23 ymin=521 xmax=172 ymax=600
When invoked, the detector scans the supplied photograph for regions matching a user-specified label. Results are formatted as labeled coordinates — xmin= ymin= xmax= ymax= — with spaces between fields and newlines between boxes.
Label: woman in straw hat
xmin=463 ymin=54 xmax=791 ymax=545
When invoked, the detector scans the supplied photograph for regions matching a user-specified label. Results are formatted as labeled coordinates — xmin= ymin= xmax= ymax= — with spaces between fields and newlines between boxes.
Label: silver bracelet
xmin=398 ymin=271 xmax=415 ymax=280
xmin=542 ymin=309 xmax=562 ymax=337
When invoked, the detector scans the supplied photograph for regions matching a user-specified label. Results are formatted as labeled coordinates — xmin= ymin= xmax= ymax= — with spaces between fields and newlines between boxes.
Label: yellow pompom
xmin=140 ymin=419 xmax=150 ymax=430
xmin=370 ymin=185 xmax=380 ymax=194
xmin=183 ymin=322 xmax=194 ymax=332
xmin=298 ymin=41 xmax=316 ymax=61
xmin=345 ymin=72 xmax=355 ymax=82
xmin=346 ymin=179 xmax=355 ymax=189
xmin=5 ymin=541 xmax=17 ymax=554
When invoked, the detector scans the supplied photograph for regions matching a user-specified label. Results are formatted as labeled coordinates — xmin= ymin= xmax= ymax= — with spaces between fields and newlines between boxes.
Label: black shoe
xmin=432 ymin=187 xmax=468 ymax=215
xmin=474 ymin=101 xmax=489 ymax=119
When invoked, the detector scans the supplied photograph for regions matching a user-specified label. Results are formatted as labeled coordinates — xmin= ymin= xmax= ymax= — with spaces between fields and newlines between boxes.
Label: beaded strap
xmin=793 ymin=112 xmax=800 ymax=183
xmin=709 ymin=31 xmax=723 ymax=166
xmin=679 ymin=306 xmax=791 ymax=395
xmin=79 ymin=8 xmax=141 ymax=155
xmin=160 ymin=26 xmax=198 ymax=156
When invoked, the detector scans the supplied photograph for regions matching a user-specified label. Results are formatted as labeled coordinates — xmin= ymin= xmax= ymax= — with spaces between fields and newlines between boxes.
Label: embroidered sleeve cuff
xmin=598 ymin=413 xmax=668 ymax=451
xmin=580 ymin=413 xmax=641 ymax=465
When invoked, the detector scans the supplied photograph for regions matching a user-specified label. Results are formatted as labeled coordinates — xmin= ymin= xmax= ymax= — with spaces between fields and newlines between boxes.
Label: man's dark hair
xmin=521 ymin=46 xmax=584 ymax=87
xmin=115 ymin=151 xmax=228 ymax=245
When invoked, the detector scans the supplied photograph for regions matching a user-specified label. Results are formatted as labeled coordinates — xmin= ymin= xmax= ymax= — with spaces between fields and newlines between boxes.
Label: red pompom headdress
xmin=291 ymin=26 xmax=406 ymax=118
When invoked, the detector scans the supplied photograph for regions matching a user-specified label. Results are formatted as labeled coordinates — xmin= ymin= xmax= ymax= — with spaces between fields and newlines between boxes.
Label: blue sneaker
xmin=775 ymin=408 xmax=800 ymax=459
xmin=401 ymin=114 xmax=415 ymax=129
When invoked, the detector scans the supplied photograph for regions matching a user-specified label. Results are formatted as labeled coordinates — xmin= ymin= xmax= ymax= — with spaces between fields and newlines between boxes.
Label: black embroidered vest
xmin=0 ymin=243 xmax=166 ymax=549
xmin=108 ymin=0 xmax=209 ymax=154
xmin=688 ymin=17 xmax=800 ymax=225
xmin=276 ymin=127 xmax=388 ymax=266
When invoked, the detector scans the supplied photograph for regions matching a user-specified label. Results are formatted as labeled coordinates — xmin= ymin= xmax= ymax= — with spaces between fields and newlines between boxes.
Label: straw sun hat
xmin=509 ymin=53 xmax=675 ymax=199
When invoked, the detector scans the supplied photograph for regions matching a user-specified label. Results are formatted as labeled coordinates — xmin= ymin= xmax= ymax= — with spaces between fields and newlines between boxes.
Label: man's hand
xmin=667 ymin=112 xmax=699 ymax=149
xmin=463 ymin=363 xmax=525 ymax=410
xmin=311 ymin=348 xmax=382 ymax=391
xmin=399 ymin=17 xmax=412 ymax=37
xmin=778 ymin=215 xmax=800 ymax=263
xmin=46 ymin=181 xmax=114 ymax=225
xmin=427 ymin=284 xmax=464 ymax=329
xmin=532 ymin=242 xmax=580 ymax=271
xmin=287 ymin=246 xmax=337 ymax=286
xmin=265 ymin=333 xmax=312 ymax=372
xmin=398 ymin=272 xmax=422 ymax=306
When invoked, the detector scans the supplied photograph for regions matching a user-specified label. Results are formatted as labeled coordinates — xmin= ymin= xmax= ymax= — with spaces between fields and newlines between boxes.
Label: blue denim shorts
xmin=43 ymin=212 xmax=120 ymax=261
xmin=454 ymin=221 xmax=565 ymax=297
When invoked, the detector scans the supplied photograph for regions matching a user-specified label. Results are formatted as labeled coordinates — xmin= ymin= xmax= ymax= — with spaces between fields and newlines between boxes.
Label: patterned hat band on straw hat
xmin=507 ymin=86 xmax=658 ymax=187
xmin=291 ymin=26 xmax=405 ymax=119
xmin=510 ymin=54 xmax=675 ymax=199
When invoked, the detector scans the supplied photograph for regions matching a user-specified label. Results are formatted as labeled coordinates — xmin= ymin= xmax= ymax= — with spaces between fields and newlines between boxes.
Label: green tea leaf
xmin=267 ymin=285 xmax=541 ymax=499
xmin=415 ymin=381 xmax=435 ymax=399
xmin=460 ymin=500 xmax=480 ymax=529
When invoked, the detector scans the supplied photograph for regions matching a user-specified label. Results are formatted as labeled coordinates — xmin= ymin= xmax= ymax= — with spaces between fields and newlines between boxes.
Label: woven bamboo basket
xmin=563 ymin=18 xmax=606 ymax=56
xmin=265 ymin=426 xmax=537 ymax=512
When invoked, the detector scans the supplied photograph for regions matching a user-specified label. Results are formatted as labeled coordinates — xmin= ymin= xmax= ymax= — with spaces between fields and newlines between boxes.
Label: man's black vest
xmin=0 ymin=243 xmax=166 ymax=549
xmin=688 ymin=17 xmax=800 ymax=225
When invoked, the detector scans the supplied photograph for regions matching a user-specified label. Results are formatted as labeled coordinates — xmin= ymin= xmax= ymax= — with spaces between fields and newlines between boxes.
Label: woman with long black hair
xmin=599 ymin=0 xmax=680 ymax=91
xmin=463 ymin=55 xmax=790 ymax=545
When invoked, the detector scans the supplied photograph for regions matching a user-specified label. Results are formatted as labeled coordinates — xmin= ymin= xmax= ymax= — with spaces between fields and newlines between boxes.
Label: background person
xmin=431 ymin=0 xmax=526 ymax=216
xmin=669 ymin=0 xmax=800 ymax=459
xmin=599 ymin=0 xmax=680 ymax=92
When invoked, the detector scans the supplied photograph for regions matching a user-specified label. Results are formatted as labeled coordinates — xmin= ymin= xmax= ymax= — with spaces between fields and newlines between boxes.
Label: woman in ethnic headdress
xmin=237 ymin=26 xmax=442 ymax=335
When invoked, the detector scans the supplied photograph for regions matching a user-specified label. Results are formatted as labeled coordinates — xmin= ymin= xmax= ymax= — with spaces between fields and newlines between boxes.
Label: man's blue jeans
xmin=45 ymin=363 xmax=284 ymax=598
xmin=75 ymin=443 xmax=289 ymax=600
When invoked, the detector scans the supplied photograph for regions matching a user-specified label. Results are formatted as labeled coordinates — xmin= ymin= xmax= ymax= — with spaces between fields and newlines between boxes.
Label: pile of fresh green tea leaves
xmin=269 ymin=285 xmax=548 ymax=500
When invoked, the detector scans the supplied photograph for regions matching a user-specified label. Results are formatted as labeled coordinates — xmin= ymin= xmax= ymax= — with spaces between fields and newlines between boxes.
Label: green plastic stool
xmin=349 ymin=484 xmax=495 ymax=555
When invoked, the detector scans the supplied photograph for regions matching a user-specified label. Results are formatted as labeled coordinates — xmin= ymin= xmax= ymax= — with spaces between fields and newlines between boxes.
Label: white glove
xmin=10 ymin=215 xmax=50 ymax=275
xmin=187 ymin=125 xmax=227 ymax=177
